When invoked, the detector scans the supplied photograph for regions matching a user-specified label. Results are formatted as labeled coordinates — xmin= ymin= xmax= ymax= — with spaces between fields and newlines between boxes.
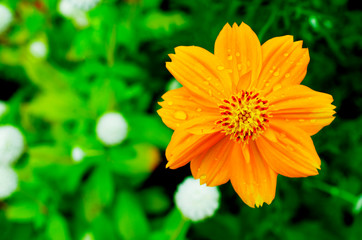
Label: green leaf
xmin=114 ymin=191 xmax=150 ymax=240
xmin=46 ymin=214 xmax=71 ymax=240
xmin=5 ymin=201 xmax=39 ymax=222
xmin=92 ymin=214 xmax=117 ymax=240
xmin=92 ymin=165 xmax=114 ymax=206
xmin=127 ymin=114 xmax=172 ymax=149
xmin=150 ymin=208 xmax=190 ymax=240
xmin=140 ymin=187 xmax=170 ymax=214
xmin=109 ymin=143 xmax=161 ymax=177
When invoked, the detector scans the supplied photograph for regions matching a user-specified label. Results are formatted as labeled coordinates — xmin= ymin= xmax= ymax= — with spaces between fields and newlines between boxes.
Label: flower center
xmin=216 ymin=90 xmax=269 ymax=143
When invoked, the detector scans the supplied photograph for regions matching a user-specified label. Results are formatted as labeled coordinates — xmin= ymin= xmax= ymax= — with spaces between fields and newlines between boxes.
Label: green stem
xmin=309 ymin=181 xmax=358 ymax=204
xmin=107 ymin=24 xmax=117 ymax=67
xmin=170 ymin=215 xmax=190 ymax=240
xmin=258 ymin=5 xmax=279 ymax=43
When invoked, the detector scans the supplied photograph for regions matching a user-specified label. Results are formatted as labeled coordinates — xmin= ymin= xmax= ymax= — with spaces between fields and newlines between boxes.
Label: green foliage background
xmin=0 ymin=0 xmax=361 ymax=239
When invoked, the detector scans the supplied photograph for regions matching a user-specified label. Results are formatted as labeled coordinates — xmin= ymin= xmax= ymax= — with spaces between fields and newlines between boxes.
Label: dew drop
xmin=197 ymin=108 xmax=202 ymax=112
xmin=284 ymin=53 xmax=289 ymax=57
xmin=273 ymin=84 xmax=282 ymax=91
xmin=265 ymin=83 xmax=270 ymax=87
xmin=200 ymin=174 xmax=206 ymax=180
xmin=272 ymin=66 xmax=276 ymax=70
xmin=217 ymin=66 xmax=225 ymax=70
xmin=208 ymin=89 xmax=213 ymax=96
xmin=227 ymin=49 xmax=231 ymax=53
xmin=176 ymin=123 xmax=180 ymax=127
xmin=168 ymin=101 xmax=173 ymax=106
xmin=236 ymin=52 xmax=240 ymax=57
xmin=238 ymin=64 xmax=242 ymax=70
xmin=273 ymin=69 xmax=280 ymax=77
xmin=227 ymin=55 xmax=233 ymax=61
xmin=174 ymin=111 xmax=187 ymax=120
xmin=285 ymin=73 xmax=290 ymax=78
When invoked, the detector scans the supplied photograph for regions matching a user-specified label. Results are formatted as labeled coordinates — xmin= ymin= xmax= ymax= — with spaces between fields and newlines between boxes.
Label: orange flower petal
xmin=268 ymin=85 xmax=336 ymax=135
xmin=214 ymin=23 xmax=262 ymax=90
xmin=230 ymin=142 xmax=277 ymax=208
xmin=158 ymin=87 xmax=220 ymax=131
xmin=256 ymin=36 xmax=309 ymax=95
xmin=190 ymin=137 xmax=233 ymax=187
xmin=166 ymin=46 xmax=233 ymax=107
xmin=165 ymin=129 xmax=224 ymax=169
xmin=256 ymin=120 xmax=321 ymax=178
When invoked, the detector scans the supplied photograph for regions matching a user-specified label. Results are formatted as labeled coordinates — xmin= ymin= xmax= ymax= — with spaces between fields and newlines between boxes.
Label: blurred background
xmin=0 ymin=0 xmax=361 ymax=239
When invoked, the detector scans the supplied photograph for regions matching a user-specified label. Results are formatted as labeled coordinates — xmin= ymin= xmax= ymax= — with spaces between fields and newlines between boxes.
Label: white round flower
xmin=0 ymin=126 xmax=25 ymax=165
xmin=73 ymin=12 xmax=89 ymax=28
xmin=0 ymin=166 xmax=18 ymax=199
xmin=0 ymin=4 xmax=13 ymax=34
xmin=58 ymin=0 xmax=76 ymax=17
xmin=29 ymin=41 xmax=48 ymax=59
xmin=65 ymin=0 xmax=101 ymax=11
xmin=175 ymin=177 xmax=220 ymax=222
xmin=82 ymin=232 xmax=94 ymax=240
xmin=0 ymin=101 xmax=8 ymax=118
xmin=96 ymin=112 xmax=128 ymax=146
xmin=166 ymin=78 xmax=182 ymax=91
xmin=71 ymin=147 xmax=85 ymax=162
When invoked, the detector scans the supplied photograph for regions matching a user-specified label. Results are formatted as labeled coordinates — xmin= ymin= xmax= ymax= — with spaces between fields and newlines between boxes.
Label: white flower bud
xmin=0 ymin=4 xmax=13 ymax=34
xmin=29 ymin=41 xmax=48 ymax=59
xmin=175 ymin=177 xmax=220 ymax=222
xmin=71 ymin=147 xmax=85 ymax=162
xmin=0 ymin=166 xmax=18 ymax=199
xmin=96 ymin=112 xmax=128 ymax=146
xmin=0 ymin=126 xmax=25 ymax=165
xmin=64 ymin=0 xmax=101 ymax=12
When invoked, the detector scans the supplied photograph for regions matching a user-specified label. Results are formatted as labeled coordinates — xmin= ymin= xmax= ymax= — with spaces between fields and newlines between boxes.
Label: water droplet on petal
xmin=227 ymin=55 xmax=233 ymax=61
xmin=200 ymin=174 xmax=206 ymax=180
xmin=208 ymin=89 xmax=212 ymax=96
xmin=168 ymin=101 xmax=173 ymax=106
xmin=236 ymin=52 xmax=240 ymax=57
xmin=174 ymin=111 xmax=187 ymax=120
xmin=273 ymin=69 xmax=280 ymax=77
xmin=217 ymin=66 xmax=225 ymax=70
xmin=238 ymin=64 xmax=242 ymax=70
xmin=284 ymin=53 xmax=289 ymax=57
xmin=273 ymin=84 xmax=282 ymax=91
xmin=197 ymin=108 xmax=202 ymax=112
xmin=285 ymin=73 xmax=290 ymax=78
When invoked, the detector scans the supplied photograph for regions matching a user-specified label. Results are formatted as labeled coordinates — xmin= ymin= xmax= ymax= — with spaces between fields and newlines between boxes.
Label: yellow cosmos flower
xmin=157 ymin=22 xmax=336 ymax=208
